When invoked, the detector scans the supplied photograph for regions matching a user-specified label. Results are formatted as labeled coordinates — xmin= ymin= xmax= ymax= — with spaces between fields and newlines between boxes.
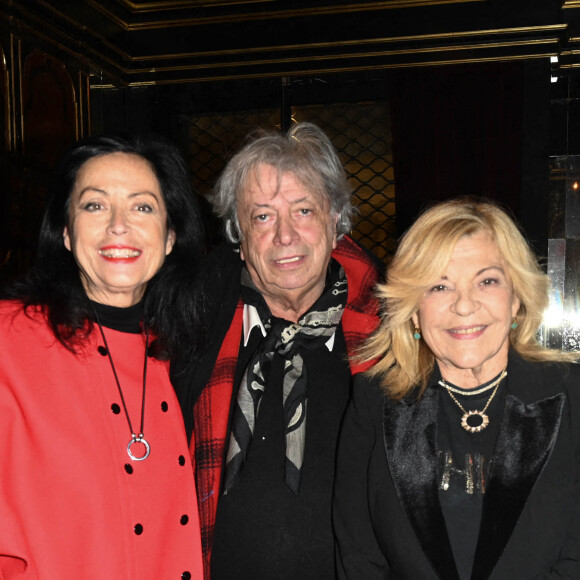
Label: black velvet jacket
xmin=334 ymin=351 xmax=580 ymax=579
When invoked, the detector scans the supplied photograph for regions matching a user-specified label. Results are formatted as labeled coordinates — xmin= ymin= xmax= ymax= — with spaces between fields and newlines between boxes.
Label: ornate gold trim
xmin=6 ymin=0 xmax=569 ymax=88
xmin=75 ymin=0 xmax=488 ymax=31
xmin=125 ymin=38 xmax=558 ymax=75
xmin=29 ymin=1 xmax=130 ymax=60
xmin=6 ymin=15 xmax=127 ymax=86
xmin=20 ymin=24 xmax=123 ymax=73
xmin=124 ymin=0 xmax=487 ymax=30
xmin=115 ymin=0 xmax=477 ymax=7
xmin=88 ymin=53 xmax=553 ymax=87
xmin=114 ymin=0 xmax=272 ymax=12
xmin=105 ymin=0 xmax=482 ymax=19
xmin=128 ymin=25 xmax=566 ymax=62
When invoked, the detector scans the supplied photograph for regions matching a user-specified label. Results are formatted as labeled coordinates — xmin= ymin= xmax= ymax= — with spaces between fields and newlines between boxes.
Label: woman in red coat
xmin=0 ymin=135 xmax=205 ymax=579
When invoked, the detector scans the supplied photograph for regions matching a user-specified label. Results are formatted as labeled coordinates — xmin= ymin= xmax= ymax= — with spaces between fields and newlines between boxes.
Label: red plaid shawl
xmin=190 ymin=236 xmax=381 ymax=577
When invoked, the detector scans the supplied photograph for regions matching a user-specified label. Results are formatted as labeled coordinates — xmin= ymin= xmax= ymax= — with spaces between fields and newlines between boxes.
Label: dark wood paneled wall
xmin=0 ymin=27 xmax=91 ymax=284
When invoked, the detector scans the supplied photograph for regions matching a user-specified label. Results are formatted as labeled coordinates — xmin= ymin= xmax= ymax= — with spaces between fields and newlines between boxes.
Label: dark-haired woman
xmin=0 ymin=135 xmax=205 ymax=578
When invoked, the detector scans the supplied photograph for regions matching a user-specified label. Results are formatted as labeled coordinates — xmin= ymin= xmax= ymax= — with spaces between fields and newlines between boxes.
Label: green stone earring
xmin=413 ymin=326 xmax=421 ymax=340
xmin=511 ymin=317 xmax=518 ymax=330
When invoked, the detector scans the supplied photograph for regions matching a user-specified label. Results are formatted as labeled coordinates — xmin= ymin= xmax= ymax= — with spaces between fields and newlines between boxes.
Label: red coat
xmin=0 ymin=301 xmax=203 ymax=579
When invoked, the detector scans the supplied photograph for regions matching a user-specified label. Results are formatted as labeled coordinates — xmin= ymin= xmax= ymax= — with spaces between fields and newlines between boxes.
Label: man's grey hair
xmin=211 ymin=122 xmax=355 ymax=243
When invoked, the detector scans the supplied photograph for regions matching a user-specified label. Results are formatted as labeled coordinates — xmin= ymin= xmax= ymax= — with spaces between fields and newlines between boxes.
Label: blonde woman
xmin=334 ymin=198 xmax=580 ymax=580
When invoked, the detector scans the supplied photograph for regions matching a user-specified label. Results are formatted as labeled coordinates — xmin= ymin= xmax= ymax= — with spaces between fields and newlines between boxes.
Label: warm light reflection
xmin=541 ymin=289 xmax=580 ymax=352
xmin=542 ymin=303 xmax=564 ymax=328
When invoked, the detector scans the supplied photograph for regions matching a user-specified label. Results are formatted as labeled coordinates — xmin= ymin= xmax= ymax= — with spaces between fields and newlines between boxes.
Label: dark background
xmin=0 ymin=0 xmax=577 ymax=285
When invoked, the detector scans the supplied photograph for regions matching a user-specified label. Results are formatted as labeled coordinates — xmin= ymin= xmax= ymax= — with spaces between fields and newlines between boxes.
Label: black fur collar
xmin=382 ymin=352 xmax=565 ymax=580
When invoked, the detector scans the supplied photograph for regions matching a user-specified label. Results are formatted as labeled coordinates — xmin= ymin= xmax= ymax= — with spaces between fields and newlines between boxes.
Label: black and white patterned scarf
xmin=223 ymin=260 xmax=348 ymax=494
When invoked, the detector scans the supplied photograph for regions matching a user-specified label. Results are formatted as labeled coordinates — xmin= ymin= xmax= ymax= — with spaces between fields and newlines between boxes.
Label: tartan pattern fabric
xmin=190 ymin=235 xmax=380 ymax=577
xmin=189 ymin=304 xmax=243 ymax=577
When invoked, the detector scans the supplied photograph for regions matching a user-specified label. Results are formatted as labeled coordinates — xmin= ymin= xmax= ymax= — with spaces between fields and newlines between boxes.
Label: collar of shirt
xmin=242 ymin=304 xmax=336 ymax=351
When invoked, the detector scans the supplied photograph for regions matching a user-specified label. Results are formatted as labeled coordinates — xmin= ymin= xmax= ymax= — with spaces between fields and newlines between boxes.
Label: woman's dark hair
xmin=3 ymin=133 xmax=206 ymax=365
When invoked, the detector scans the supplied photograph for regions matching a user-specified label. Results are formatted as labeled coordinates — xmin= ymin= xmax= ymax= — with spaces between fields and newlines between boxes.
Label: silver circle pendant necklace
xmin=94 ymin=309 xmax=151 ymax=461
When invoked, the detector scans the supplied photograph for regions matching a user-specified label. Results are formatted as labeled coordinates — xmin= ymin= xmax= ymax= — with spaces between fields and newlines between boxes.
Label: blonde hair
xmin=362 ymin=197 xmax=577 ymax=399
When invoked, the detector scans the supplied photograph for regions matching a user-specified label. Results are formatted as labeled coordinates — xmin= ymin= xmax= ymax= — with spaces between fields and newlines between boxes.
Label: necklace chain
xmin=94 ymin=309 xmax=151 ymax=461
xmin=439 ymin=369 xmax=507 ymax=433
xmin=439 ymin=378 xmax=500 ymax=396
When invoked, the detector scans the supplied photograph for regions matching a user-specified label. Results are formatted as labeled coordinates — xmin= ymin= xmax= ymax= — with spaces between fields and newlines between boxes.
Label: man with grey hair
xmin=175 ymin=122 xmax=381 ymax=579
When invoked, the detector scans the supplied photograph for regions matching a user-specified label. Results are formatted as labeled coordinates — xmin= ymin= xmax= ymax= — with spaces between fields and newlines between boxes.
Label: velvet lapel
xmin=384 ymin=387 xmax=460 ymax=580
xmin=471 ymin=384 xmax=565 ymax=580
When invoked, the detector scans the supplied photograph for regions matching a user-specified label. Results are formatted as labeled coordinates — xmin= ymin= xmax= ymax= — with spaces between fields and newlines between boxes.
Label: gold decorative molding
xmin=114 ymin=0 xmax=273 ymax=12
xmin=33 ymin=0 xmax=128 ymax=53
xmin=128 ymin=25 xmax=566 ymax=62
xmin=122 ymin=0 xmax=487 ymax=30
xmin=125 ymin=39 xmax=558 ymax=76
xmin=3 ymin=0 xmax=573 ymax=87
xmin=107 ymin=52 xmax=553 ymax=88
xmin=16 ymin=21 xmax=125 ymax=77
xmin=74 ymin=0 xmax=490 ymax=31
xmin=115 ymin=0 xmax=475 ymax=7
xmin=0 ymin=4 xmax=130 ymax=63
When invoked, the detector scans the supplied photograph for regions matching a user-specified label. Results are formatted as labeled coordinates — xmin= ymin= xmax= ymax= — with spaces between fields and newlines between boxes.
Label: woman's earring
xmin=413 ymin=326 xmax=421 ymax=340
xmin=511 ymin=317 xmax=518 ymax=330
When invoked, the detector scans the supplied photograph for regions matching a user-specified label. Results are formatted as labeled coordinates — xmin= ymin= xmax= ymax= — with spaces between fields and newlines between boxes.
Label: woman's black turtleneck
xmin=90 ymin=300 xmax=143 ymax=334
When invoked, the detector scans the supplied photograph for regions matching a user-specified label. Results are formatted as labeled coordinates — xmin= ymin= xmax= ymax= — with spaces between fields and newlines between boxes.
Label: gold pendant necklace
xmin=439 ymin=369 xmax=507 ymax=433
